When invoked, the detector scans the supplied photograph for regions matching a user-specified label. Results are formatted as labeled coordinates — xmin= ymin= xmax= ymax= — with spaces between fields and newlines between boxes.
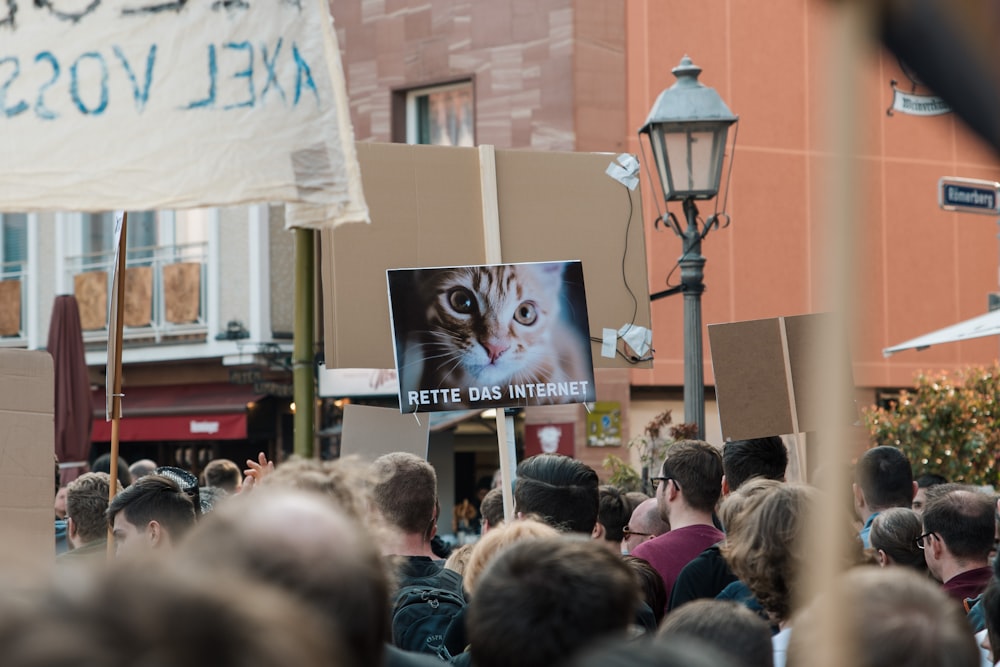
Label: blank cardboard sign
xmin=320 ymin=142 xmax=651 ymax=372
xmin=708 ymin=313 xmax=853 ymax=441
xmin=340 ymin=403 xmax=430 ymax=461
xmin=0 ymin=350 xmax=54 ymax=572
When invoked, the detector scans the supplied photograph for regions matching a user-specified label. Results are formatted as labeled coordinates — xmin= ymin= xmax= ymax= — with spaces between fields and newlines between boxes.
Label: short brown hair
xmin=463 ymin=518 xmax=560 ymax=594
xmin=66 ymin=472 xmax=122 ymax=544
xmin=922 ymin=484 xmax=996 ymax=560
xmin=658 ymin=599 xmax=773 ymax=667
xmin=869 ymin=507 xmax=926 ymax=572
xmin=661 ymin=440 xmax=724 ymax=513
xmin=202 ymin=459 xmax=242 ymax=493
xmin=371 ymin=453 xmax=438 ymax=536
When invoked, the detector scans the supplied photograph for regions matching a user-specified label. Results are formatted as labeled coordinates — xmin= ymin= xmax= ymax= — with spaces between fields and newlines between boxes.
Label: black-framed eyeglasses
xmin=622 ymin=525 xmax=652 ymax=540
xmin=651 ymin=476 xmax=680 ymax=491
xmin=915 ymin=531 xmax=936 ymax=550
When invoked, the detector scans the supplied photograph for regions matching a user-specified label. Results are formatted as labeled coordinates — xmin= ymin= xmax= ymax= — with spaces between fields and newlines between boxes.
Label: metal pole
xmin=679 ymin=198 xmax=705 ymax=439
xmin=293 ymin=227 xmax=315 ymax=458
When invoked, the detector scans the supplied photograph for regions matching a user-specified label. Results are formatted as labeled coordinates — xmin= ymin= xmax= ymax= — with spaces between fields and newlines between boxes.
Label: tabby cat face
xmin=419 ymin=264 xmax=565 ymax=386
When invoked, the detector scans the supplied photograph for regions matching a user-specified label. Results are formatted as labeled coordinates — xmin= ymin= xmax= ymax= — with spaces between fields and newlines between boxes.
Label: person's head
xmin=622 ymin=555 xmax=667 ymax=626
xmin=66 ymin=472 xmax=122 ymax=548
xmin=127 ymin=458 xmax=157 ymax=482
xmin=513 ymin=454 xmax=600 ymax=535
xmin=722 ymin=483 xmax=818 ymax=623
xmin=92 ymin=453 xmax=132 ymax=488
xmin=788 ymin=567 xmax=981 ymax=667
xmin=177 ymin=489 xmax=389 ymax=667
xmin=721 ymin=436 xmax=787 ymax=494
xmin=467 ymin=537 xmax=638 ymax=667
xmin=656 ymin=440 xmax=724 ymax=519
xmin=54 ymin=486 xmax=68 ymax=520
xmin=622 ymin=498 xmax=670 ymax=555
xmin=717 ymin=477 xmax=783 ymax=534
xmin=852 ymin=446 xmax=915 ymax=517
xmin=479 ymin=487 xmax=504 ymax=533
xmin=0 ymin=565 xmax=341 ymax=667
xmin=598 ymin=485 xmax=631 ymax=545
xmin=260 ymin=456 xmax=374 ymax=525
xmin=658 ymin=599 xmax=774 ymax=667
xmin=106 ymin=474 xmax=197 ymax=558
xmin=912 ymin=473 xmax=948 ymax=514
xmin=869 ymin=507 xmax=926 ymax=571
xmin=202 ymin=459 xmax=242 ymax=494
xmin=462 ymin=517 xmax=561 ymax=594
xmin=371 ymin=452 xmax=438 ymax=541
xmin=920 ymin=484 xmax=995 ymax=579
xmin=570 ymin=637 xmax=739 ymax=667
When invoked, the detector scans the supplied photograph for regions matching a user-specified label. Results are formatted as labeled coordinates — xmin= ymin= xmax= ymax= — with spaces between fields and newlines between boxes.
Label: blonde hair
xmin=463 ymin=518 xmax=560 ymax=594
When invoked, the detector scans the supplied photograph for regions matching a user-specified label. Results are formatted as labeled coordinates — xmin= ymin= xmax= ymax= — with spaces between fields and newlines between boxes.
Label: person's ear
xmin=852 ymin=483 xmax=865 ymax=509
xmin=591 ymin=522 xmax=606 ymax=541
xmin=67 ymin=517 xmax=79 ymax=541
xmin=929 ymin=533 xmax=945 ymax=561
xmin=721 ymin=475 xmax=730 ymax=496
xmin=911 ymin=481 xmax=918 ymax=501
xmin=876 ymin=549 xmax=889 ymax=567
xmin=147 ymin=520 xmax=166 ymax=548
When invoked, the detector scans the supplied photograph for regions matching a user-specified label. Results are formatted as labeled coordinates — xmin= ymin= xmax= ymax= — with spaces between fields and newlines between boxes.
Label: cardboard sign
xmin=320 ymin=143 xmax=652 ymax=371
xmin=340 ymin=404 xmax=429 ymax=461
xmin=0 ymin=350 xmax=55 ymax=572
xmin=0 ymin=0 xmax=367 ymax=227
xmin=388 ymin=261 xmax=597 ymax=413
xmin=708 ymin=313 xmax=854 ymax=440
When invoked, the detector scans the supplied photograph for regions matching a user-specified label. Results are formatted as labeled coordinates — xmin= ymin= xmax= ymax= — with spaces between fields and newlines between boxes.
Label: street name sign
xmin=939 ymin=177 xmax=1000 ymax=215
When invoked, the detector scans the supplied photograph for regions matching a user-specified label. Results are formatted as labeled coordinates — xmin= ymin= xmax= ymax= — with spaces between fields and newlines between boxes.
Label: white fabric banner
xmin=0 ymin=0 xmax=368 ymax=228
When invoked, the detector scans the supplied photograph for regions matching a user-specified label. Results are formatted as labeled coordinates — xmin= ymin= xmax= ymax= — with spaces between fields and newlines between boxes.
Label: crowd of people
xmin=24 ymin=439 xmax=1000 ymax=667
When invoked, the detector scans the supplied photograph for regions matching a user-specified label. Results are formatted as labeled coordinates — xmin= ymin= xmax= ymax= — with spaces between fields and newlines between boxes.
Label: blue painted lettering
xmin=70 ymin=52 xmax=108 ymax=114
xmin=186 ymin=43 xmax=216 ymax=109
xmin=222 ymin=41 xmax=253 ymax=110
xmin=112 ymin=44 xmax=155 ymax=112
xmin=259 ymin=38 xmax=285 ymax=104
xmin=292 ymin=43 xmax=317 ymax=106
xmin=0 ymin=56 xmax=27 ymax=117
xmin=33 ymin=52 xmax=59 ymax=120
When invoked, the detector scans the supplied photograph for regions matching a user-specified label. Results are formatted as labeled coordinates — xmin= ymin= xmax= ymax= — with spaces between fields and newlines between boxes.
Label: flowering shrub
xmin=604 ymin=410 xmax=698 ymax=494
xmin=861 ymin=365 xmax=999 ymax=487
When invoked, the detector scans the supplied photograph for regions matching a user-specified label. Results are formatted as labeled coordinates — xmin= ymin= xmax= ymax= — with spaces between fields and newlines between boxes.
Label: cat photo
xmin=387 ymin=261 xmax=596 ymax=413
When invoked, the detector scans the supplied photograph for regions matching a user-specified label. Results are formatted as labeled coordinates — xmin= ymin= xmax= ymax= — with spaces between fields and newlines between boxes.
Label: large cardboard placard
xmin=320 ymin=143 xmax=652 ymax=371
xmin=387 ymin=261 xmax=597 ymax=413
xmin=0 ymin=350 xmax=54 ymax=573
xmin=708 ymin=313 xmax=855 ymax=441
xmin=0 ymin=0 xmax=366 ymax=227
xmin=340 ymin=404 xmax=429 ymax=461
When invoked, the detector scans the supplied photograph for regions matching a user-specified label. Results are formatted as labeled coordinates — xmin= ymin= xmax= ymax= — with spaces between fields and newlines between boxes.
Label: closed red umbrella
xmin=47 ymin=295 xmax=92 ymax=486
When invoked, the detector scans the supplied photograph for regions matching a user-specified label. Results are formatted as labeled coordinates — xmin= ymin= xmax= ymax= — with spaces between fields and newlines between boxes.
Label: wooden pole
xmin=106 ymin=212 xmax=127 ymax=559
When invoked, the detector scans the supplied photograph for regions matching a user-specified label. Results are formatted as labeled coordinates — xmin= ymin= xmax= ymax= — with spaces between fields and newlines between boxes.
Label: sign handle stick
xmin=496 ymin=410 xmax=517 ymax=521
xmin=106 ymin=212 xmax=128 ymax=560
xmin=478 ymin=145 xmax=518 ymax=518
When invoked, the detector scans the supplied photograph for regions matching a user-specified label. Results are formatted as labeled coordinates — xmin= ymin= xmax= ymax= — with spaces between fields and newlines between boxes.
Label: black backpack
xmin=391 ymin=582 xmax=466 ymax=659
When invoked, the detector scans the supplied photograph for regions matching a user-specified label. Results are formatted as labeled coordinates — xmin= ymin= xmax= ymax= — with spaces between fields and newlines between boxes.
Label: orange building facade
xmin=330 ymin=0 xmax=1000 ymax=453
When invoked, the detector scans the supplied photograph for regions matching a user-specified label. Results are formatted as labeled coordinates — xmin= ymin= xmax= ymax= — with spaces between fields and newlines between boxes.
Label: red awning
xmin=91 ymin=383 xmax=265 ymax=442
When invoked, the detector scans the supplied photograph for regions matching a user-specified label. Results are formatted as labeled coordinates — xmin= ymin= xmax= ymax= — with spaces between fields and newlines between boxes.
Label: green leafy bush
xmin=861 ymin=365 xmax=999 ymax=487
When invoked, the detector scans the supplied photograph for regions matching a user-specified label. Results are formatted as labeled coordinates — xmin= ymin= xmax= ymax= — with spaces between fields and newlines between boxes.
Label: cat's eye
xmin=514 ymin=302 xmax=538 ymax=325
xmin=448 ymin=288 xmax=475 ymax=314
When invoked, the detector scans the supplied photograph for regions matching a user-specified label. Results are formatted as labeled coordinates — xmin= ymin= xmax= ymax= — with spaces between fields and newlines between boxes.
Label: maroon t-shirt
xmin=632 ymin=523 xmax=725 ymax=610
xmin=942 ymin=566 xmax=992 ymax=606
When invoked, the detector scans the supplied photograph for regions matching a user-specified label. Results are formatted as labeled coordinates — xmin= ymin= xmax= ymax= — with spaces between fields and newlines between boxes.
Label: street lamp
xmin=639 ymin=55 xmax=738 ymax=440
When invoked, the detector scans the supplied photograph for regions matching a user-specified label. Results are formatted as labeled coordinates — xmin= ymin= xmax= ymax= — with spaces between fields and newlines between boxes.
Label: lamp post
xmin=639 ymin=55 xmax=738 ymax=440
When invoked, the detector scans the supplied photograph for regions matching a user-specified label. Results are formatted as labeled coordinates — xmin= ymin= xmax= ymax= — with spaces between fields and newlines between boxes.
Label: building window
xmin=405 ymin=81 xmax=475 ymax=147
xmin=0 ymin=213 xmax=27 ymax=339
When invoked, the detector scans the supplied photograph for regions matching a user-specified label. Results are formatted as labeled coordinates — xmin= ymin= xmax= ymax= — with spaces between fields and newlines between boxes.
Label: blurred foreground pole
xmin=804 ymin=2 xmax=873 ymax=667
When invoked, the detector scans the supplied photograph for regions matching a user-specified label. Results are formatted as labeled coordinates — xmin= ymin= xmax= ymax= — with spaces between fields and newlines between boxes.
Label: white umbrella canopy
xmin=882 ymin=309 xmax=1000 ymax=357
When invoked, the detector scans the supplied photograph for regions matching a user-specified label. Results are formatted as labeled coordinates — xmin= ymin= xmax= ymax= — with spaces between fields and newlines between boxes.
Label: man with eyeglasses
xmin=920 ymin=484 xmax=995 ymax=608
xmin=631 ymin=440 xmax=724 ymax=609
xmin=621 ymin=497 xmax=670 ymax=555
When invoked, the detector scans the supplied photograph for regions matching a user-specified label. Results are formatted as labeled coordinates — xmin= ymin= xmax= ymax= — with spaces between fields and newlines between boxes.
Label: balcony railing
xmin=0 ymin=261 xmax=26 ymax=346
xmin=65 ymin=242 xmax=209 ymax=345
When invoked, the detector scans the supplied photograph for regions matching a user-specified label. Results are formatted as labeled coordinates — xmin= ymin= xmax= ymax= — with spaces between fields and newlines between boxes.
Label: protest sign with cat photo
xmin=388 ymin=261 xmax=597 ymax=413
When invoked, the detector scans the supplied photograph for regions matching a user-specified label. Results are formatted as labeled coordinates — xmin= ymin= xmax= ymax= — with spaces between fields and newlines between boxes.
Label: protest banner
xmin=0 ymin=0 xmax=367 ymax=227
xmin=387 ymin=260 xmax=597 ymax=414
